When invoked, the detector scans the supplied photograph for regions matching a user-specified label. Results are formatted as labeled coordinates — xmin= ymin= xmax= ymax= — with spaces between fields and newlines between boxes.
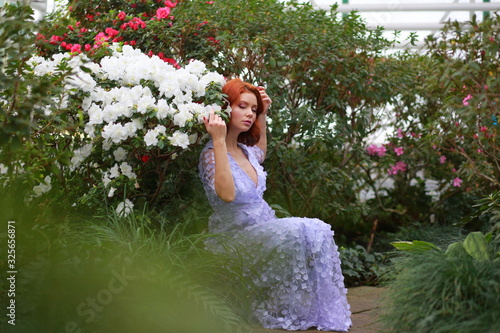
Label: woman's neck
xmin=225 ymin=128 xmax=241 ymax=152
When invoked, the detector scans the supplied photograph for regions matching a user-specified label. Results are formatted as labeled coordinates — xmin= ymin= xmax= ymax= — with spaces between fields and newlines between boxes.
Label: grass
xmin=0 ymin=202 xmax=256 ymax=333
xmin=381 ymin=234 xmax=500 ymax=333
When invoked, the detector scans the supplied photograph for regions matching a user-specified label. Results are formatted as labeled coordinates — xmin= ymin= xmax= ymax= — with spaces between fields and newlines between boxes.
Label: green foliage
xmin=0 ymin=201 xmax=251 ymax=332
xmin=390 ymin=240 xmax=440 ymax=253
xmin=34 ymin=0 xmax=416 ymax=241
xmin=0 ymin=3 xmax=86 ymax=208
xmin=339 ymin=245 xmax=384 ymax=287
xmin=382 ymin=238 xmax=500 ymax=332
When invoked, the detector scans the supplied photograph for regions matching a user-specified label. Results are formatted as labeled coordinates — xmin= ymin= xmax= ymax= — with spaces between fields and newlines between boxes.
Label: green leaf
xmin=390 ymin=240 xmax=440 ymax=253
xmin=445 ymin=241 xmax=464 ymax=257
xmin=269 ymin=57 xmax=276 ymax=68
xmin=463 ymin=231 xmax=490 ymax=261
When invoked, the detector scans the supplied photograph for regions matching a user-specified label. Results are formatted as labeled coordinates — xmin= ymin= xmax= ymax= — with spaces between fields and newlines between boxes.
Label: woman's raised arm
xmin=203 ymin=111 xmax=235 ymax=202
xmin=256 ymin=86 xmax=272 ymax=158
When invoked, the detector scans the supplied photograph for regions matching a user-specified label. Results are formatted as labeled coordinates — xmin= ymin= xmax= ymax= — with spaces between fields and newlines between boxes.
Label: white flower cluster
xmin=116 ymin=199 xmax=134 ymax=217
xmin=26 ymin=45 xmax=227 ymax=214
xmin=70 ymin=143 xmax=93 ymax=170
xmin=33 ymin=176 xmax=52 ymax=198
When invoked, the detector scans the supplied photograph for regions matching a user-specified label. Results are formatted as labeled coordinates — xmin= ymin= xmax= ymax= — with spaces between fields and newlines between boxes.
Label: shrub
xmin=383 ymin=231 xmax=500 ymax=332
xmin=339 ymin=245 xmax=384 ymax=287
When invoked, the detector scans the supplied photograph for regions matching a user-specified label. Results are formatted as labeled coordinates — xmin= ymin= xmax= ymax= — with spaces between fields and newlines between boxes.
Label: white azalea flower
xmin=113 ymin=147 xmax=128 ymax=162
xmin=173 ymin=106 xmax=193 ymax=127
xmin=108 ymin=187 xmax=117 ymax=197
xmin=185 ymin=60 xmax=206 ymax=77
xmin=108 ymin=164 xmax=120 ymax=179
xmin=120 ymin=162 xmax=136 ymax=179
xmin=33 ymin=176 xmax=52 ymax=198
xmin=169 ymin=131 xmax=190 ymax=149
xmin=116 ymin=199 xmax=134 ymax=217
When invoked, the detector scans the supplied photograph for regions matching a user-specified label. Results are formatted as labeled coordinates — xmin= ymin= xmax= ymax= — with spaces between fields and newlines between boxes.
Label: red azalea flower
xmin=70 ymin=44 xmax=82 ymax=53
xmin=141 ymin=155 xmax=150 ymax=163
xmin=207 ymin=36 xmax=220 ymax=44
xmin=105 ymin=28 xmax=119 ymax=38
xmin=165 ymin=0 xmax=176 ymax=7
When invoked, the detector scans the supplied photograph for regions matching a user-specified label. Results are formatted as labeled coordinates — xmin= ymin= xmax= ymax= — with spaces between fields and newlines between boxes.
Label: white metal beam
xmin=326 ymin=3 xmax=500 ymax=13
xmin=368 ymin=23 xmax=445 ymax=31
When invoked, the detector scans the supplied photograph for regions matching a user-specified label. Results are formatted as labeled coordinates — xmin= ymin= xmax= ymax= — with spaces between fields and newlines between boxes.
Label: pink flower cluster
xmin=387 ymin=161 xmax=407 ymax=175
xmin=366 ymin=144 xmax=386 ymax=157
xmin=453 ymin=177 xmax=462 ymax=187
xmin=463 ymin=94 xmax=472 ymax=106
xmin=394 ymin=146 xmax=404 ymax=156
xmin=120 ymin=17 xmax=147 ymax=31
xmin=156 ymin=7 xmax=171 ymax=19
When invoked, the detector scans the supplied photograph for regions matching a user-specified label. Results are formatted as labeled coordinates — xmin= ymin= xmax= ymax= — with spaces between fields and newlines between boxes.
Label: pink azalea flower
xmin=453 ymin=177 xmax=462 ymax=187
xmin=397 ymin=128 xmax=403 ymax=138
xmin=94 ymin=32 xmax=109 ymax=45
xmin=480 ymin=126 xmax=488 ymax=132
xmin=377 ymin=145 xmax=386 ymax=157
xmin=117 ymin=11 xmax=126 ymax=20
xmin=394 ymin=147 xmax=404 ymax=156
xmin=105 ymin=28 xmax=119 ymax=38
xmin=462 ymin=94 xmax=472 ymax=106
xmin=156 ymin=7 xmax=171 ymax=19
xmin=366 ymin=144 xmax=378 ymax=156
xmin=387 ymin=161 xmax=407 ymax=175
xmin=439 ymin=155 xmax=446 ymax=164
xmin=70 ymin=44 xmax=81 ymax=53
xmin=165 ymin=0 xmax=177 ymax=7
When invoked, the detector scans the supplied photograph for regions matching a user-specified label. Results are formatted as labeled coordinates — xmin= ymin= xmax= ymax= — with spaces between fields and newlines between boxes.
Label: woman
xmin=199 ymin=78 xmax=351 ymax=331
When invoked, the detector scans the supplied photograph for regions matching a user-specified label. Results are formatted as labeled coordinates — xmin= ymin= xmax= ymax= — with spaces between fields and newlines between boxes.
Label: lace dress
xmin=199 ymin=140 xmax=352 ymax=331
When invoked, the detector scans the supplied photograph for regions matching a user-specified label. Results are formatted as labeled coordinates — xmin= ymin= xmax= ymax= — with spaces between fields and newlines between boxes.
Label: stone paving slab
xmin=251 ymin=286 xmax=386 ymax=333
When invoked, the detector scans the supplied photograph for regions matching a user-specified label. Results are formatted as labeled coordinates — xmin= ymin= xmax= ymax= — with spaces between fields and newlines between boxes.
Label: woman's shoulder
xmin=239 ymin=142 xmax=265 ymax=164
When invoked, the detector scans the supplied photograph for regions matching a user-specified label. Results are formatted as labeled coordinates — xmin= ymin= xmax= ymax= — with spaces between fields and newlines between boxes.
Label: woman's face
xmin=228 ymin=92 xmax=258 ymax=134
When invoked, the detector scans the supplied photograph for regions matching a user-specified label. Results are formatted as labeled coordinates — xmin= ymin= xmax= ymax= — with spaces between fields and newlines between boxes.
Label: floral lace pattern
xmin=199 ymin=140 xmax=352 ymax=331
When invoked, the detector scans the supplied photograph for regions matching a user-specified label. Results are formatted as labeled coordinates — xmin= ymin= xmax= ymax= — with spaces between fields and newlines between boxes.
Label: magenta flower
xmin=439 ymin=155 xmax=446 ymax=164
xmin=397 ymin=128 xmax=404 ymax=138
xmin=156 ymin=7 xmax=171 ymax=19
xmin=463 ymin=94 xmax=472 ymax=106
xmin=70 ymin=44 xmax=81 ymax=53
xmin=105 ymin=28 xmax=119 ymax=38
xmin=94 ymin=32 xmax=109 ymax=45
xmin=453 ymin=177 xmax=462 ymax=187
xmin=388 ymin=161 xmax=407 ymax=175
xmin=165 ymin=0 xmax=177 ymax=7
xmin=394 ymin=147 xmax=404 ymax=156
xmin=366 ymin=144 xmax=378 ymax=156
xmin=117 ymin=11 xmax=126 ymax=20
xmin=377 ymin=145 xmax=386 ymax=157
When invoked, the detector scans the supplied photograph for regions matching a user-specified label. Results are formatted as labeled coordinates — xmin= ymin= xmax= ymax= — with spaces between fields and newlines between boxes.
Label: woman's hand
xmin=257 ymin=86 xmax=272 ymax=114
xmin=203 ymin=110 xmax=227 ymax=142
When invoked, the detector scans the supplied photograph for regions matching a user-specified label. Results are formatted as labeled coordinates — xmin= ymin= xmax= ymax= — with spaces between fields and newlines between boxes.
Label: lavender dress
xmin=199 ymin=140 xmax=351 ymax=331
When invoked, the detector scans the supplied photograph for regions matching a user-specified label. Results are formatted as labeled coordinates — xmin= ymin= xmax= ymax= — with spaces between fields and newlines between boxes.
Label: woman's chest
xmin=230 ymin=153 xmax=258 ymax=186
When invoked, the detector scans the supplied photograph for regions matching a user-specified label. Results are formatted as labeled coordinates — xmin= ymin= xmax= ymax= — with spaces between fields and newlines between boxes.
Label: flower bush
xmin=1 ymin=41 xmax=227 ymax=214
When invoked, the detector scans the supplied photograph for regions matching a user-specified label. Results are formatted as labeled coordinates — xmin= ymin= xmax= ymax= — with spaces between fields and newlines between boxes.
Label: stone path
xmin=251 ymin=286 xmax=386 ymax=333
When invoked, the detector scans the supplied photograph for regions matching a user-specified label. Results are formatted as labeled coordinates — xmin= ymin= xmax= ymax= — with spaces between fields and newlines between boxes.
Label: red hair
xmin=222 ymin=78 xmax=264 ymax=146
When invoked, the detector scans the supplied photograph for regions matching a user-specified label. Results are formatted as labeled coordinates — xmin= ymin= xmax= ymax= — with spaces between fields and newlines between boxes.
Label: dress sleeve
xmin=199 ymin=147 xmax=216 ymax=190
xmin=248 ymin=144 xmax=265 ymax=164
